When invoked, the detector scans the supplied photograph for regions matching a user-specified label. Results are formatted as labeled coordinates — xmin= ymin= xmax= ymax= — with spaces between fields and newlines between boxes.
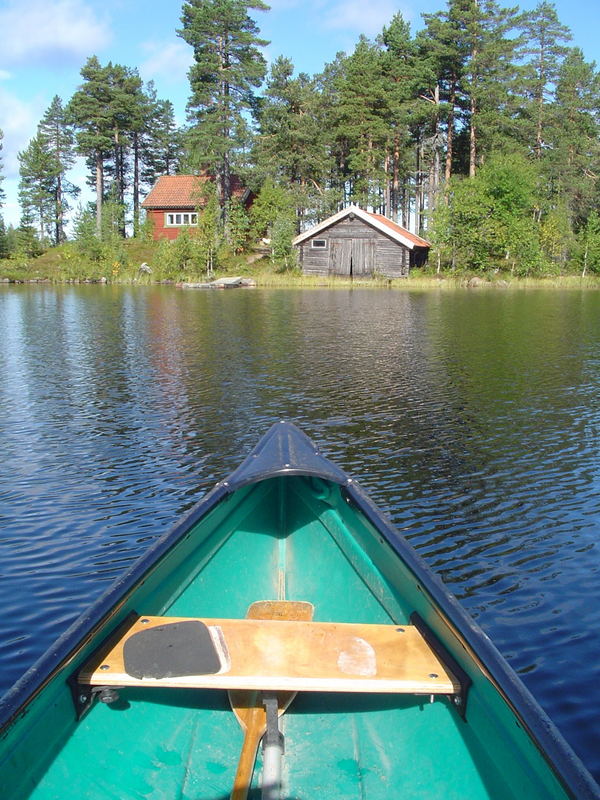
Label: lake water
xmin=0 ymin=285 xmax=599 ymax=785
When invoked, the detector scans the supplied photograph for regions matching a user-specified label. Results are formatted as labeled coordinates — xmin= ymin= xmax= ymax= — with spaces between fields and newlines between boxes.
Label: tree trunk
xmin=133 ymin=132 xmax=140 ymax=237
xmin=95 ymin=151 xmax=103 ymax=237
xmin=415 ymin=137 xmax=422 ymax=234
xmin=55 ymin=172 xmax=63 ymax=245
xmin=393 ymin=137 xmax=400 ymax=221
xmin=430 ymin=83 xmax=441 ymax=215
xmin=384 ymin=151 xmax=390 ymax=217
xmin=445 ymin=78 xmax=457 ymax=186
xmin=469 ymin=94 xmax=477 ymax=178
xmin=535 ymin=46 xmax=545 ymax=158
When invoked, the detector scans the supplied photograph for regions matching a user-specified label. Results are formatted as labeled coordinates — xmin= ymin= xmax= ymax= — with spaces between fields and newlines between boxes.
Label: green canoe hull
xmin=0 ymin=423 xmax=597 ymax=799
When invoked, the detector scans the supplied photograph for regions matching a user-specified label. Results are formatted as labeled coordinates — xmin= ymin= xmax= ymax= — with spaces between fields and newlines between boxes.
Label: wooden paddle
xmin=229 ymin=600 xmax=314 ymax=800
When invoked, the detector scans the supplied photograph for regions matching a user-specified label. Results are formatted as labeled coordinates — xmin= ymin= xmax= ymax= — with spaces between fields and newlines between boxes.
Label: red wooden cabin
xmin=142 ymin=174 xmax=252 ymax=240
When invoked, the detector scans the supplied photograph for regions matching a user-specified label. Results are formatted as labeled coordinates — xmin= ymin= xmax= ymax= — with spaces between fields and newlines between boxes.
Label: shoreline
xmin=2 ymin=273 xmax=600 ymax=290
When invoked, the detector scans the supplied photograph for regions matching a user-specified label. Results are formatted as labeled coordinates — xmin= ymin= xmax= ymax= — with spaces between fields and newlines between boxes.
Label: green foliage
xmin=179 ymin=0 xmax=269 ymax=208
xmin=197 ymin=184 xmax=222 ymax=274
xmin=171 ymin=229 xmax=197 ymax=273
xmin=68 ymin=56 xmax=179 ymax=237
xmin=433 ymin=154 xmax=548 ymax=274
xmin=270 ymin=215 xmax=297 ymax=271
xmin=73 ymin=205 xmax=103 ymax=261
xmin=539 ymin=203 xmax=573 ymax=270
xmin=72 ymin=202 xmax=129 ymax=273
xmin=18 ymin=133 xmax=57 ymax=242
xmin=0 ymin=217 xmax=10 ymax=259
xmin=578 ymin=211 xmax=600 ymax=276
xmin=250 ymin=179 xmax=295 ymax=240
xmin=254 ymin=56 xmax=332 ymax=225
xmin=151 ymin=230 xmax=210 ymax=279
xmin=14 ymin=222 xmax=45 ymax=260
xmin=226 ymin=198 xmax=251 ymax=254
xmin=516 ymin=1 xmax=572 ymax=158
xmin=549 ymin=48 xmax=600 ymax=228
xmin=37 ymin=96 xmax=79 ymax=243
xmin=137 ymin=212 xmax=155 ymax=243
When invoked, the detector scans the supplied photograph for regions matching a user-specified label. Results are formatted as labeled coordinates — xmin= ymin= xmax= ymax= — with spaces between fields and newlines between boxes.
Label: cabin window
xmin=165 ymin=212 xmax=198 ymax=227
xmin=311 ymin=239 xmax=327 ymax=249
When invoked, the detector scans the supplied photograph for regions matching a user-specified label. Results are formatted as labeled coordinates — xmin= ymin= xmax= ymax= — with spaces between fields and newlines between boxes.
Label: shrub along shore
xmin=2 ymin=239 xmax=600 ymax=290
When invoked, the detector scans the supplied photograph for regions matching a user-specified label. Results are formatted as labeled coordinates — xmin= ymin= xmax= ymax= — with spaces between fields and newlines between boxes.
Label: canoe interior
xmin=2 ymin=475 xmax=572 ymax=799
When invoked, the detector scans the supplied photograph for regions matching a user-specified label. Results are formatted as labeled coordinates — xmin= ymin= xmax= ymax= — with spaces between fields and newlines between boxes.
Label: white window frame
xmin=311 ymin=238 xmax=328 ymax=249
xmin=165 ymin=212 xmax=198 ymax=227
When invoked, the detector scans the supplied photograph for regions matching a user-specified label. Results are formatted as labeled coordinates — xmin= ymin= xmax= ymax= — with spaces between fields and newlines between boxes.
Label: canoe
xmin=0 ymin=421 xmax=598 ymax=800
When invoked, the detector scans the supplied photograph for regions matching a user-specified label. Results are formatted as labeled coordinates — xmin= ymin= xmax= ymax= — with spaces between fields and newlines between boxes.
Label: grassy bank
xmin=2 ymin=240 xmax=600 ymax=290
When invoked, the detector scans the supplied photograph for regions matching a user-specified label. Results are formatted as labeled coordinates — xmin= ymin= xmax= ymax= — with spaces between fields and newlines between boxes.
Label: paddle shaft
xmin=229 ymin=601 xmax=314 ymax=800
xmin=230 ymin=700 xmax=266 ymax=800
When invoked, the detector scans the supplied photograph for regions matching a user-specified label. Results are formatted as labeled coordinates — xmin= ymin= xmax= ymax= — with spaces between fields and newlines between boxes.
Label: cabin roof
xmin=142 ymin=174 xmax=248 ymax=209
xmin=293 ymin=205 xmax=431 ymax=250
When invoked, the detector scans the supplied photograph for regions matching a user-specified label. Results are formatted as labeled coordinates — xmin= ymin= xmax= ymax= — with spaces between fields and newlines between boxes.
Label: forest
xmin=0 ymin=0 xmax=599 ymax=279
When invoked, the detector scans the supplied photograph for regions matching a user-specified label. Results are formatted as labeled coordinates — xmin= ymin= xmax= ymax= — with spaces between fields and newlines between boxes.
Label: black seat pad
xmin=123 ymin=620 xmax=222 ymax=679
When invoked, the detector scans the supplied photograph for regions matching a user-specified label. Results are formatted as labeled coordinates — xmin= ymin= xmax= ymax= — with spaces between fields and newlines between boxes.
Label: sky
xmin=0 ymin=0 xmax=598 ymax=229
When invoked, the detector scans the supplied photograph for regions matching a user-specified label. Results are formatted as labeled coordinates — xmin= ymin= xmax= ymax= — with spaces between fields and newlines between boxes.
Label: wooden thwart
xmin=79 ymin=614 xmax=460 ymax=695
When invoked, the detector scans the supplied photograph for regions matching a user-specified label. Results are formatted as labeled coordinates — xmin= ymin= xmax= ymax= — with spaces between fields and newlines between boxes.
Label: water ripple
xmin=0 ymin=285 xmax=598 ymax=785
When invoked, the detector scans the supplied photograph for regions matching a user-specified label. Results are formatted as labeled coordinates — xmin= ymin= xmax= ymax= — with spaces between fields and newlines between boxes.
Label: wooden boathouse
xmin=293 ymin=205 xmax=430 ymax=278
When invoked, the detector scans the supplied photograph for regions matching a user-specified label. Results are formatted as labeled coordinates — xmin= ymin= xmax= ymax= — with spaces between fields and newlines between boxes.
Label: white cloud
xmin=0 ymin=70 xmax=11 ymax=81
xmin=139 ymin=40 xmax=193 ymax=85
xmin=0 ymin=88 xmax=42 ymax=178
xmin=0 ymin=87 xmax=45 ymax=226
xmin=0 ymin=0 xmax=111 ymax=68
xmin=323 ymin=0 xmax=403 ymax=37
xmin=263 ymin=0 xmax=301 ymax=8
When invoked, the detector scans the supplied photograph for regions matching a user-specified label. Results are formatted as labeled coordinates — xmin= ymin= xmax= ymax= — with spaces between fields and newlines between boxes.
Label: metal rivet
xmin=429 ymin=673 xmax=439 ymax=679
xmin=396 ymin=627 xmax=405 ymax=633
xmin=100 ymin=664 xmax=110 ymax=671
xmin=141 ymin=618 xmax=150 ymax=624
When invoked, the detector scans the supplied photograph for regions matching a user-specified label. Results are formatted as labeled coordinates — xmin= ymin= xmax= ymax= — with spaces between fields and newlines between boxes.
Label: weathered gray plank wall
xmin=298 ymin=217 xmax=411 ymax=278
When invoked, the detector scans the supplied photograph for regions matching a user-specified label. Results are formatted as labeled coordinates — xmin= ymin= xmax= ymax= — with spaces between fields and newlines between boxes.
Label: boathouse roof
xmin=293 ymin=205 xmax=430 ymax=250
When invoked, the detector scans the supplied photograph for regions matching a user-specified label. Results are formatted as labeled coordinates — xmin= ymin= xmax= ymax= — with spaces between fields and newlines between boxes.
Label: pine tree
xmin=38 ymin=96 xmax=79 ymax=243
xmin=550 ymin=48 xmax=600 ymax=228
xmin=382 ymin=14 xmax=429 ymax=226
xmin=18 ymin=133 xmax=57 ymax=242
xmin=140 ymin=86 xmax=183 ymax=187
xmin=517 ymin=2 xmax=571 ymax=158
xmin=457 ymin=0 xmax=521 ymax=177
xmin=417 ymin=8 xmax=469 ymax=185
xmin=178 ymin=0 xmax=269 ymax=214
xmin=69 ymin=57 xmax=145 ymax=237
xmin=328 ymin=37 xmax=391 ymax=208
xmin=68 ymin=57 xmax=114 ymax=236
xmin=102 ymin=63 xmax=144 ymax=236
xmin=255 ymin=57 xmax=332 ymax=223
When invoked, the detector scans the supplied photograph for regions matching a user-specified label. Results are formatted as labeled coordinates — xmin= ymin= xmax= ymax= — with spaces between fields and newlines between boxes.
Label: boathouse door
xmin=329 ymin=239 xmax=376 ymax=276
